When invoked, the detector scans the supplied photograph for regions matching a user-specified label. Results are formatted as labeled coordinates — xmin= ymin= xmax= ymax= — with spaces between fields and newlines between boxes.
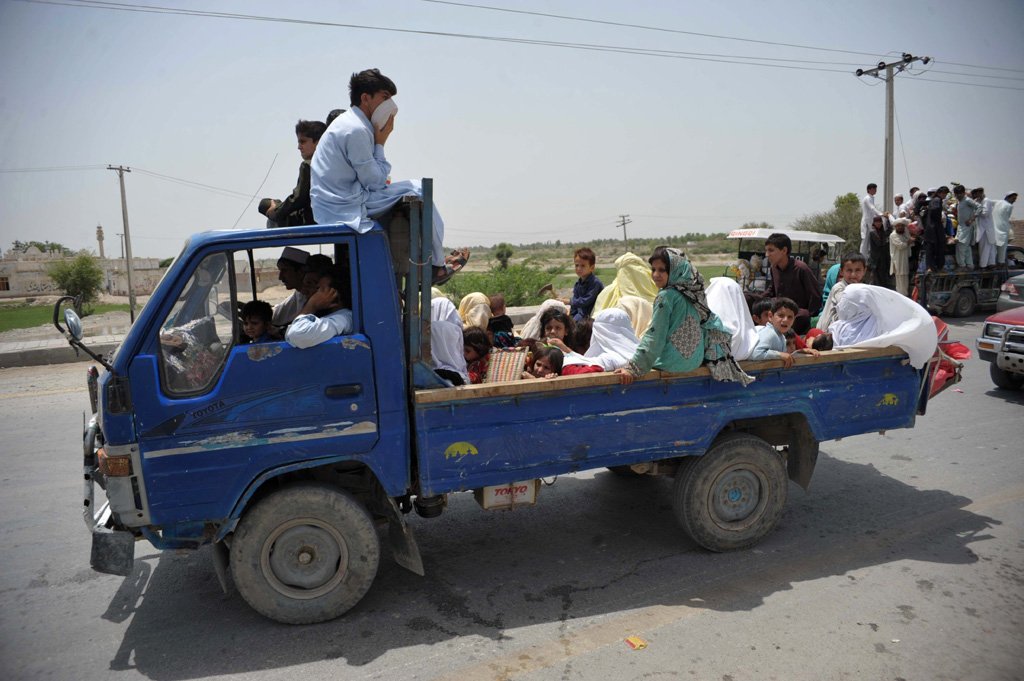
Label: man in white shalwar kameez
xmin=311 ymin=68 xmax=448 ymax=277
xmin=861 ymin=183 xmax=884 ymax=260
xmin=992 ymin=193 xmax=1017 ymax=265
xmin=974 ymin=188 xmax=998 ymax=269
xmin=889 ymin=219 xmax=912 ymax=296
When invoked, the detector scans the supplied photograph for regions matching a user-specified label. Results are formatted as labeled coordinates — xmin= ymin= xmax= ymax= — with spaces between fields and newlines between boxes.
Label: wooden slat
xmin=413 ymin=346 xmax=907 ymax=405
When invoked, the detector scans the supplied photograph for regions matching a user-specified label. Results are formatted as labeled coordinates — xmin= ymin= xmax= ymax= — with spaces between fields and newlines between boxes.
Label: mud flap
xmin=91 ymin=529 xmax=135 ymax=577
xmin=382 ymin=496 xmax=425 ymax=576
xmin=211 ymin=541 xmax=232 ymax=595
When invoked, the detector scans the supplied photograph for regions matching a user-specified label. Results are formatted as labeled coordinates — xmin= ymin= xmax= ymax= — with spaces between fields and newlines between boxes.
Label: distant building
xmin=0 ymin=246 xmax=164 ymax=299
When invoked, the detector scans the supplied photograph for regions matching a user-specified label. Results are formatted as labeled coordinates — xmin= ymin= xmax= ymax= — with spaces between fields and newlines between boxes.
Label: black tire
xmin=949 ymin=288 xmax=976 ymax=318
xmin=230 ymin=484 xmax=380 ymax=624
xmin=989 ymin=362 xmax=1024 ymax=390
xmin=672 ymin=434 xmax=787 ymax=552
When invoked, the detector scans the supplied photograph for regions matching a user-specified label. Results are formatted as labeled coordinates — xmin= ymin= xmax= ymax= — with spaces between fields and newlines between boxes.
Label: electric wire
xmin=894 ymin=109 xmax=912 ymax=191
xmin=23 ymin=0 xmax=1024 ymax=89
xmin=0 ymin=164 xmax=106 ymax=173
xmin=421 ymin=0 xmax=887 ymax=58
xmin=231 ymin=154 xmax=278 ymax=229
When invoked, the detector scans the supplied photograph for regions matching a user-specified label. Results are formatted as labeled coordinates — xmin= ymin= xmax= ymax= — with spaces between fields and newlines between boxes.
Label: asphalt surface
xmin=1 ymin=314 xmax=1021 ymax=681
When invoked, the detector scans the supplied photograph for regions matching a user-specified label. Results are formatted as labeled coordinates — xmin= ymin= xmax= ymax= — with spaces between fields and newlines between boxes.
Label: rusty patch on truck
xmin=247 ymin=345 xmax=282 ymax=362
xmin=342 ymin=338 xmax=371 ymax=350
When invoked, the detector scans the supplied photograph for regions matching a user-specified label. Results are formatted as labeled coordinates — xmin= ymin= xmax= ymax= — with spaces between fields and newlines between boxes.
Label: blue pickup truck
xmin=57 ymin=182 xmax=942 ymax=624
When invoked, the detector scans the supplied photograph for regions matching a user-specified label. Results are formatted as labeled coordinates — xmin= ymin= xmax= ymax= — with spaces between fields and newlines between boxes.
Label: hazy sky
xmin=1 ymin=0 xmax=1022 ymax=257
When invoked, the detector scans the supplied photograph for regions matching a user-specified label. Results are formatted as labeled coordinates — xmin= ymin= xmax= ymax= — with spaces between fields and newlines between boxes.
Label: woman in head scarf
xmin=615 ymin=295 xmax=654 ymax=337
xmin=458 ymin=292 xmax=491 ymax=330
xmin=584 ymin=308 xmax=640 ymax=371
xmin=704 ymin=277 xmax=759 ymax=361
xmin=591 ymin=252 xmax=660 ymax=315
xmin=431 ymin=291 xmax=462 ymax=326
xmin=615 ymin=247 xmax=754 ymax=386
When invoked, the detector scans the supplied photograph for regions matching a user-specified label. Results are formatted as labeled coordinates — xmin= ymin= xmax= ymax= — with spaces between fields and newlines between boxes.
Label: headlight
xmin=984 ymin=323 xmax=1006 ymax=339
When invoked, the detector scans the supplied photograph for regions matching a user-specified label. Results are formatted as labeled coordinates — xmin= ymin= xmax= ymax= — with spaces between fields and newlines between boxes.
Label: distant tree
xmin=12 ymin=240 xmax=73 ymax=255
xmin=790 ymin=192 xmax=861 ymax=253
xmin=48 ymin=254 xmax=104 ymax=314
xmin=493 ymin=242 xmax=514 ymax=269
xmin=158 ymin=257 xmax=174 ymax=268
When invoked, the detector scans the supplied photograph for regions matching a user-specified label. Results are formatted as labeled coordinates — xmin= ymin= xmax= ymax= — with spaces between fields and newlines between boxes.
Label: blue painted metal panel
xmin=413 ymin=355 xmax=921 ymax=496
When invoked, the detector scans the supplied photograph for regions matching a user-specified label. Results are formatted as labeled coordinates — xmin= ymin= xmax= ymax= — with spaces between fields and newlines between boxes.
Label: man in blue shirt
xmin=311 ymin=68 xmax=454 ymax=282
xmin=569 ymin=247 xmax=604 ymax=321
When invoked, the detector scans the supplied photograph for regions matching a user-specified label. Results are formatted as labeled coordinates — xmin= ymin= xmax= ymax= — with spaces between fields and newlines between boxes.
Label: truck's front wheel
xmin=990 ymin=362 xmax=1024 ymax=390
xmin=672 ymin=433 xmax=787 ymax=552
xmin=230 ymin=484 xmax=380 ymax=624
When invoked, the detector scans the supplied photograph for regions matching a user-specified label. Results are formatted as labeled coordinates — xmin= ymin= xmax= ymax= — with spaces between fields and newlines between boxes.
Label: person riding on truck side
xmin=616 ymin=247 xmax=753 ymax=386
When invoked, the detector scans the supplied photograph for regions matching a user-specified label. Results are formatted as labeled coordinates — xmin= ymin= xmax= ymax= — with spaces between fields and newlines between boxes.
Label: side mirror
xmin=64 ymin=308 xmax=83 ymax=341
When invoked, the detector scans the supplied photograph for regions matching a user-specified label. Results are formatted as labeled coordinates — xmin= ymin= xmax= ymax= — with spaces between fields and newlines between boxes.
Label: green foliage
xmin=158 ymin=257 xmax=174 ymax=268
xmin=47 ymin=254 xmax=104 ymax=313
xmin=439 ymin=262 xmax=554 ymax=307
xmin=11 ymin=240 xmax=72 ymax=255
xmin=0 ymin=303 xmax=130 ymax=331
xmin=790 ymin=192 xmax=862 ymax=253
xmin=493 ymin=243 xmax=514 ymax=269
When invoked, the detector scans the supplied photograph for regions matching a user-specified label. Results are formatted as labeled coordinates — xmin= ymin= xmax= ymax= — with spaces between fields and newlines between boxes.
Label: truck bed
xmin=412 ymin=347 xmax=920 ymax=496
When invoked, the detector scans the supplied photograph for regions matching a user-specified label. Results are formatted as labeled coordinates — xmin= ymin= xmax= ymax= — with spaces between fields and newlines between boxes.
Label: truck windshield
xmin=158 ymin=251 xmax=235 ymax=395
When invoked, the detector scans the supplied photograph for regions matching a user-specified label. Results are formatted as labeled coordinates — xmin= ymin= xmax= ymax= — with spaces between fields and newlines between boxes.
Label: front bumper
xmin=84 ymin=418 xmax=135 ymax=577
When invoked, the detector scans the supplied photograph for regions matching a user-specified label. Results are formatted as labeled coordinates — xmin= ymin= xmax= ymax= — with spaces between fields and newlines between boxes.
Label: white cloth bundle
xmin=828 ymin=283 xmax=937 ymax=368
xmin=705 ymin=277 xmax=758 ymax=360
xmin=584 ymin=308 xmax=640 ymax=371
xmin=430 ymin=319 xmax=469 ymax=382
xmin=431 ymin=294 xmax=462 ymax=326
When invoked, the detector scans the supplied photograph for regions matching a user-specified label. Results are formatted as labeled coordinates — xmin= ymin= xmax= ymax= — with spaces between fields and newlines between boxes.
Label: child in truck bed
xmin=615 ymin=247 xmax=753 ymax=386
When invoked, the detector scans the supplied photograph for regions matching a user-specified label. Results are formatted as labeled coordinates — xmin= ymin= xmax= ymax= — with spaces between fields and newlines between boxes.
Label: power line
xmin=422 ymin=0 xmax=886 ymax=58
xmin=425 ymin=2 xmax=1024 ymax=76
xmin=0 ymin=164 xmax=106 ymax=173
xmin=935 ymin=59 xmax=1024 ymax=74
xmin=925 ymin=69 xmax=1024 ymax=82
xmin=23 ymin=0 xmax=1024 ymax=88
xmin=132 ymin=167 xmax=251 ymax=197
xmin=904 ymin=76 xmax=1024 ymax=92
xmin=22 ymin=0 xmax=855 ymax=74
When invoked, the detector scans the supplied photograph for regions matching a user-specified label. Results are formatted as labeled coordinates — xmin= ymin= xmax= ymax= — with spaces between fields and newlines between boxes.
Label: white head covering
xmin=431 ymin=294 xmax=461 ymax=326
xmin=705 ymin=277 xmax=758 ymax=360
xmin=521 ymin=299 xmax=569 ymax=339
xmin=828 ymin=284 xmax=936 ymax=368
xmin=430 ymin=319 xmax=469 ymax=383
xmin=615 ymin=295 xmax=654 ymax=337
xmin=584 ymin=308 xmax=640 ymax=371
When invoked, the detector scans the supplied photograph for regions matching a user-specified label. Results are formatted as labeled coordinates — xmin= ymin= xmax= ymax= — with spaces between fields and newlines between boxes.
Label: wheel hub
xmin=712 ymin=468 xmax=761 ymax=522
xmin=262 ymin=519 xmax=348 ymax=599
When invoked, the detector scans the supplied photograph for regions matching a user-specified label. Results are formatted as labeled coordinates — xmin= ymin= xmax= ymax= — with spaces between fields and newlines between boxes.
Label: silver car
xmin=996 ymin=272 xmax=1024 ymax=312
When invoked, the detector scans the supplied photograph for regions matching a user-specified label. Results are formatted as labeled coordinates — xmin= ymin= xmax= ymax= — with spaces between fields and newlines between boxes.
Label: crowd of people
xmin=859 ymin=182 xmax=1018 ymax=294
xmin=244 ymin=71 xmax=976 ymax=387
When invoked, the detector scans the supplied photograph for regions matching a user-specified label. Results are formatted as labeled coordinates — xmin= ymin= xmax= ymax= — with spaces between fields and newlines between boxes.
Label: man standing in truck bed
xmin=310 ymin=68 xmax=456 ymax=283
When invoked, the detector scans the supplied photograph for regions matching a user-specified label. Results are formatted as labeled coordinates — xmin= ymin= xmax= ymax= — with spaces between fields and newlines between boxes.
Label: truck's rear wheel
xmin=230 ymin=484 xmax=380 ymax=624
xmin=672 ymin=434 xmax=787 ymax=552
xmin=949 ymin=288 xmax=976 ymax=317
xmin=990 ymin=362 xmax=1024 ymax=390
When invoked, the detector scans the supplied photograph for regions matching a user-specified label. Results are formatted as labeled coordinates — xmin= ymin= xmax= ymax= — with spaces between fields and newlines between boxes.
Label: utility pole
xmin=617 ymin=214 xmax=632 ymax=250
xmin=107 ymin=165 xmax=137 ymax=322
xmin=856 ymin=53 xmax=930 ymax=214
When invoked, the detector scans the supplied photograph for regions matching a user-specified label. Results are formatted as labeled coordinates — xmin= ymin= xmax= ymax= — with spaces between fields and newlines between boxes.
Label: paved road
xmin=1 ymin=315 xmax=1021 ymax=681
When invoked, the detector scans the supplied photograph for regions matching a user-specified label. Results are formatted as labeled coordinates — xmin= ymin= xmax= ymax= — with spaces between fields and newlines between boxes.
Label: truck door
xmin=127 ymin=243 xmax=379 ymax=524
